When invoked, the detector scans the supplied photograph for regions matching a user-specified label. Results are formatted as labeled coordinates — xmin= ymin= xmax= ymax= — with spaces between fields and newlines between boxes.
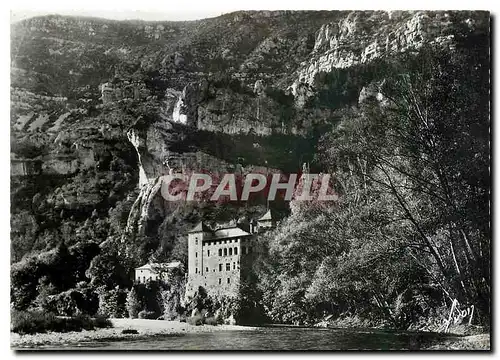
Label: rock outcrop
xmin=289 ymin=11 xmax=474 ymax=106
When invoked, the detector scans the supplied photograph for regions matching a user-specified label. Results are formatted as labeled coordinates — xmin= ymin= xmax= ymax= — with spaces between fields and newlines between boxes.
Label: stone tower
xmin=185 ymin=215 xmax=276 ymax=300
xmin=187 ymin=221 xmax=211 ymax=277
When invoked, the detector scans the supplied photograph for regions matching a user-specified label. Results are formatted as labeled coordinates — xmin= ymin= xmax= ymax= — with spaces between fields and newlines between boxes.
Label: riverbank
xmin=425 ymin=333 xmax=490 ymax=350
xmin=12 ymin=318 xmax=490 ymax=350
xmin=11 ymin=318 xmax=258 ymax=349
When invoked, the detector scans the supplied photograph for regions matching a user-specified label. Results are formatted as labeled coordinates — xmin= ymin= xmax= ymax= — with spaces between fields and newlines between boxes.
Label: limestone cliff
xmin=289 ymin=11 xmax=484 ymax=105
xmin=10 ymin=10 xmax=489 ymax=265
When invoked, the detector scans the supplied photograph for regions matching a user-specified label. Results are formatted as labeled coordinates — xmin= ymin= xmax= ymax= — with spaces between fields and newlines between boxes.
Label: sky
xmin=10 ymin=10 xmax=227 ymax=23
xmin=10 ymin=1 xmax=492 ymax=24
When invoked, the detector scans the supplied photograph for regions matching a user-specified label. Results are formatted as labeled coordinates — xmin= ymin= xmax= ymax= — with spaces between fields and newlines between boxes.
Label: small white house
xmin=134 ymin=261 xmax=182 ymax=283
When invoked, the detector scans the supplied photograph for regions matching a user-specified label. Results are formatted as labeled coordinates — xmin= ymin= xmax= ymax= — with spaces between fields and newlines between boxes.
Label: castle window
xmin=226 ymin=263 xmax=230 ymax=271
xmin=242 ymin=246 xmax=246 ymax=254
xmin=195 ymin=268 xmax=198 ymax=274
xmin=196 ymin=252 xmax=198 ymax=258
xmin=207 ymin=250 xmax=210 ymax=256
xmin=143 ymin=276 xmax=145 ymax=283
xmin=248 ymin=247 xmax=252 ymax=254
xmin=224 ymin=248 xmax=228 ymax=256
xmin=234 ymin=247 xmax=238 ymax=255
xmin=229 ymin=248 xmax=233 ymax=256
xmin=219 ymin=264 xmax=222 ymax=272
xmin=219 ymin=278 xmax=222 ymax=285
xmin=195 ymin=239 xmax=198 ymax=245
xmin=206 ymin=267 xmax=208 ymax=273
xmin=219 ymin=249 xmax=222 ymax=256
xmin=233 ymin=262 xmax=236 ymax=270
xmin=227 ymin=278 xmax=231 ymax=284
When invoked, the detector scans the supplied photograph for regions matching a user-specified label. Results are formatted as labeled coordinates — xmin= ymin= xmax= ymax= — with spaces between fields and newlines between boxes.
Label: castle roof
xmin=258 ymin=209 xmax=273 ymax=222
xmin=135 ymin=261 xmax=182 ymax=272
xmin=212 ymin=225 xmax=251 ymax=239
xmin=188 ymin=221 xmax=212 ymax=233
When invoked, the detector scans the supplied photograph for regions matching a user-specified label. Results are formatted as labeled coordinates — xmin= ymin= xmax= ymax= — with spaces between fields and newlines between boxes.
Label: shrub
xmin=12 ymin=309 xmax=58 ymax=334
xmin=138 ymin=310 xmax=157 ymax=319
xmin=127 ymin=282 xmax=164 ymax=319
xmin=204 ymin=317 xmax=218 ymax=326
xmin=37 ymin=288 xmax=99 ymax=317
xmin=186 ymin=315 xmax=204 ymax=326
xmin=93 ymin=314 xmax=113 ymax=329
xmin=160 ymin=283 xmax=184 ymax=320
xmin=61 ymin=314 xmax=96 ymax=332
xmin=11 ymin=242 xmax=101 ymax=311
xmin=11 ymin=310 xmax=113 ymax=334
xmin=97 ymin=287 xmax=128 ymax=318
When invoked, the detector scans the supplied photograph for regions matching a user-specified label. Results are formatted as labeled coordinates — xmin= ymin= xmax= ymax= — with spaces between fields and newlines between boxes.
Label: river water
xmin=46 ymin=327 xmax=455 ymax=351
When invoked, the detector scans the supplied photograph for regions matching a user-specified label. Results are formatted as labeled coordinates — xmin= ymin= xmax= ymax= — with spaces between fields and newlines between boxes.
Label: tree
xmin=126 ymin=286 xmax=141 ymax=318
xmin=86 ymin=252 xmax=131 ymax=290
xmin=319 ymin=39 xmax=490 ymax=324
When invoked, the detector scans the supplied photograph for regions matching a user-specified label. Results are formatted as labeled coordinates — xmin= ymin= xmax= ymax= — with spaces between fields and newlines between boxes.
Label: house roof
xmin=188 ymin=221 xmax=212 ymax=233
xmin=258 ymin=209 xmax=273 ymax=221
xmin=135 ymin=261 xmax=182 ymax=271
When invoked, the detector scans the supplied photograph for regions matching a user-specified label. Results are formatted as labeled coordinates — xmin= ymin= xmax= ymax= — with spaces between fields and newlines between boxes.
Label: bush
xmin=127 ymin=282 xmax=164 ymax=319
xmin=97 ymin=287 xmax=128 ymax=318
xmin=93 ymin=314 xmax=113 ymax=329
xmin=11 ymin=310 xmax=112 ymax=334
xmin=138 ymin=310 xmax=157 ymax=319
xmin=11 ymin=242 xmax=101 ymax=311
xmin=204 ymin=317 xmax=218 ymax=326
xmin=36 ymin=287 xmax=99 ymax=317
xmin=12 ymin=309 xmax=57 ymax=334
xmin=186 ymin=315 xmax=204 ymax=326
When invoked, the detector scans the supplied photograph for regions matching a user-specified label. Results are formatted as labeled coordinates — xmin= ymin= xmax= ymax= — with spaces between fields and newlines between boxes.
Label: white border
xmin=1 ymin=1 xmax=496 ymax=359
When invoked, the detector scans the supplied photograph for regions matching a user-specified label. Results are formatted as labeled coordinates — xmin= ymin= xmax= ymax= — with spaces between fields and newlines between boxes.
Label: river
xmin=42 ymin=327 xmax=456 ymax=350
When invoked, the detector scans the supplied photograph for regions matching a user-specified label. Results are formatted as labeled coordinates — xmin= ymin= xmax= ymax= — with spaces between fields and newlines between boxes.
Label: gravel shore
xmin=11 ymin=318 xmax=257 ymax=349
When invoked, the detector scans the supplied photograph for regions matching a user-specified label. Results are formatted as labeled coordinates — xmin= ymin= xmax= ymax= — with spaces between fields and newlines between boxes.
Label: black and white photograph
xmin=8 ymin=5 xmax=491 ymax=351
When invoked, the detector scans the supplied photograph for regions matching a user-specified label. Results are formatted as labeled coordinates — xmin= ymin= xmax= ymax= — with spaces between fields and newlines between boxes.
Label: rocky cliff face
xmin=10 ymin=10 xmax=489 ymax=264
xmin=288 ymin=11 xmax=474 ymax=104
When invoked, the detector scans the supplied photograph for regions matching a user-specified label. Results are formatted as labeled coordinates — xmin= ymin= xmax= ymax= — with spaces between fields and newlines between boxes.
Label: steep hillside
xmin=10 ymin=11 xmax=490 ymax=325
xmin=10 ymin=9 xmax=487 ymax=259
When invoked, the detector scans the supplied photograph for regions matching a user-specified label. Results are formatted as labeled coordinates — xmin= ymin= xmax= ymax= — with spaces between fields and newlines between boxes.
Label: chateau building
xmin=185 ymin=210 xmax=275 ymax=299
xmin=135 ymin=261 xmax=182 ymax=283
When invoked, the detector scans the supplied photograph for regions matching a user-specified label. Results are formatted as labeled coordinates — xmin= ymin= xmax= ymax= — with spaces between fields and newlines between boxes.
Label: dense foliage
xmin=11 ymin=310 xmax=112 ymax=334
xmin=253 ymin=33 xmax=490 ymax=328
